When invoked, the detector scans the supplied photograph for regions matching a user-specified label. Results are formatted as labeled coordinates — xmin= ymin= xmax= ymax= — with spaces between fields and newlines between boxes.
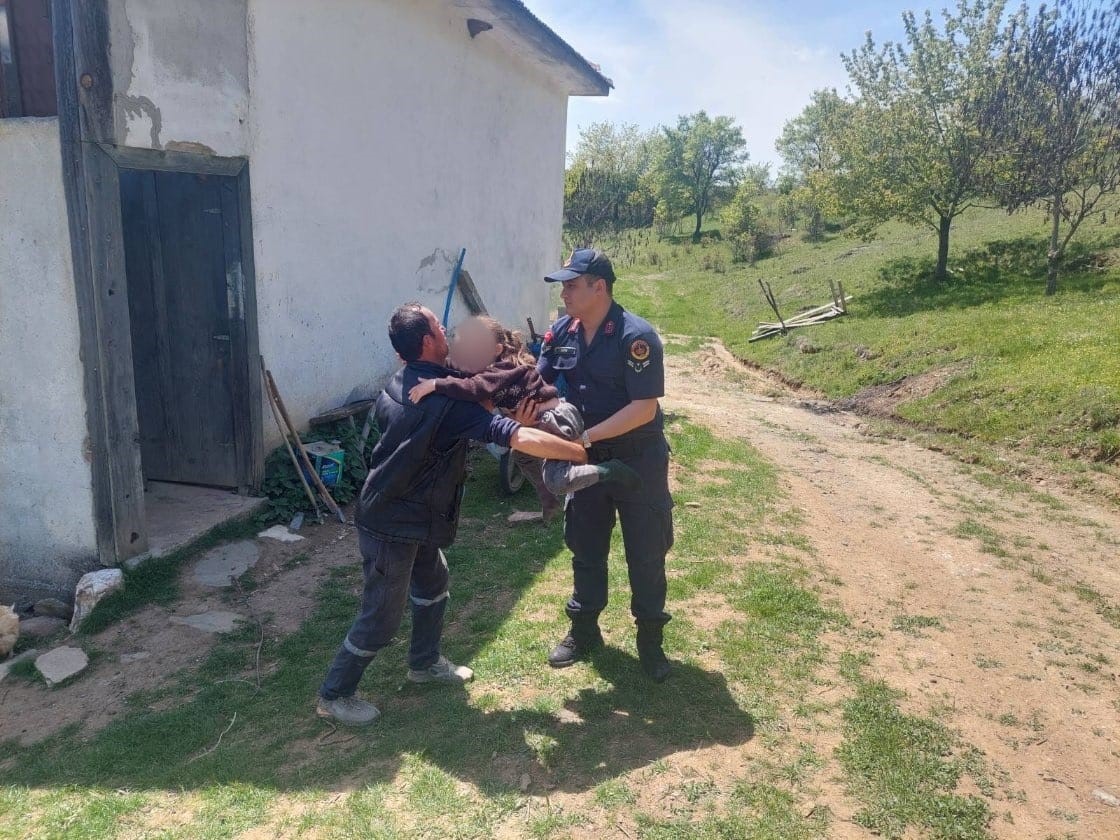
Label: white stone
xmin=70 ymin=568 xmax=125 ymax=632
xmin=170 ymin=611 xmax=245 ymax=634
xmin=35 ymin=645 xmax=89 ymax=687
xmin=191 ymin=540 xmax=260 ymax=588
xmin=258 ymin=524 xmax=305 ymax=543
xmin=1092 ymin=788 xmax=1120 ymax=808
xmin=0 ymin=648 xmax=38 ymax=683
xmin=508 ymin=511 xmax=543 ymax=523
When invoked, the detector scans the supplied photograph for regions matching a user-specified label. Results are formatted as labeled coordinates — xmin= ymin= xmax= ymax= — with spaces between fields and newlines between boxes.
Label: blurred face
xmin=421 ymin=308 xmax=449 ymax=362
xmin=448 ymin=318 xmax=502 ymax=373
xmin=560 ymin=275 xmax=606 ymax=319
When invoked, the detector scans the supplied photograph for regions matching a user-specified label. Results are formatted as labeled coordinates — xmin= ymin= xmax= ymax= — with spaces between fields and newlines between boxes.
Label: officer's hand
xmin=512 ymin=397 xmax=541 ymax=427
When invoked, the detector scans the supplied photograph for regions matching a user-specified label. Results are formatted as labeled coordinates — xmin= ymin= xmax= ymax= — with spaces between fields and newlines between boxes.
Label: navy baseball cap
xmin=545 ymin=249 xmax=616 ymax=284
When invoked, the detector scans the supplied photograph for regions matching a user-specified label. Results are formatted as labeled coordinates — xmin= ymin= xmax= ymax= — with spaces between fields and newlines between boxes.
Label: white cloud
xmin=530 ymin=0 xmax=850 ymax=168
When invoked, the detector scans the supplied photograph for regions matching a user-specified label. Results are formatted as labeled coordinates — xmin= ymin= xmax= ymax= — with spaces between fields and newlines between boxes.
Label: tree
xmin=563 ymin=122 xmax=658 ymax=245
xmin=834 ymin=0 xmax=1009 ymax=282
xmin=984 ymin=0 xmax=1120 ymax=294
xmin=651 ymin=111 xmax=748 ymax=241
xmin=722 ymin=181 xmax=764 ymax=262
xmin=776 ymin=89 xmax=848 ymax=239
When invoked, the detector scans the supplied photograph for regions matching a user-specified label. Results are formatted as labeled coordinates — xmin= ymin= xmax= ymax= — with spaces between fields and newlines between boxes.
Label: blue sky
xmin=526 ymin=0 xmax=913 ymax=169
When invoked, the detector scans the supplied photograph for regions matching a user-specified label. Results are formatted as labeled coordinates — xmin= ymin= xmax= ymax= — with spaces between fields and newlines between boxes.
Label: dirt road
xmin=663 ymin=342 xmax=1120 ymax=838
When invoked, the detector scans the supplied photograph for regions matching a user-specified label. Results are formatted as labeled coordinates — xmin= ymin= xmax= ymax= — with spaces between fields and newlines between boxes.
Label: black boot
xmin=636 ymin=620 xmax=671 ymax=682
xmin=548 ymin=613 xmax=603 ymax=668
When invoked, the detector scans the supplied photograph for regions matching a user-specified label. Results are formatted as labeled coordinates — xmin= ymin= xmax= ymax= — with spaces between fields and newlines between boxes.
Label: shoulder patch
xmin=630 ymin=339 xmax=651 ymax=362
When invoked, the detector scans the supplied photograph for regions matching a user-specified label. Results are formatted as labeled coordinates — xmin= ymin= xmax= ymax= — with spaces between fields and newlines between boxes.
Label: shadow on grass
xmin=858 ymin=232 xmax=1120 ymax=318
xmin=0 ymin=457 xmax=752 ymax=797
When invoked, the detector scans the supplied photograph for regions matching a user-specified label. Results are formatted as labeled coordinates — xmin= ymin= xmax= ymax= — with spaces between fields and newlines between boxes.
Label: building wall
xmin=0 ymin=118 xmax=99 ymax=603
xmin=247 ymin=0 xmax=565 ymax=436
xmin=102 ymin=0 xmax=567 ymax=441
xmin=107 ymin=0 xmax=249 ymax=156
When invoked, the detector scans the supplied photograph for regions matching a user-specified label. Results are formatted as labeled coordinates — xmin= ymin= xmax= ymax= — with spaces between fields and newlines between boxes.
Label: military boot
xmin=636 ymin=620 xmax=671 ymax=683
xmin=548 ymin=612 xmax=603 ymax=668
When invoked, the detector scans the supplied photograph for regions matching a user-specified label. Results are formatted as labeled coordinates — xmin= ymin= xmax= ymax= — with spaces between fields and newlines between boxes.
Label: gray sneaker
xmin=407 ymin=655 xmax=474 ymax=684
xmin=316 ymin=695 xmax=381 ymax=726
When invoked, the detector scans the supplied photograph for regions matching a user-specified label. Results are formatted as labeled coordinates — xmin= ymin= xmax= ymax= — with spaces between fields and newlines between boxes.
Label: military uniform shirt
xmin=537 ymin=301 xmax=665 ymax=435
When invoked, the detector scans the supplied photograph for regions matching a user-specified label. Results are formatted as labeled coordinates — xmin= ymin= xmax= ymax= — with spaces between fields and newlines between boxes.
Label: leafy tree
xmin=722 ymin=181 xmax=764 ymax=262
xmin=776 ymin=88 xmax=848 ymax=239
xmin=833 ymin=0 xmax=1009 ymax=282
xmin=563 ymin=122 xmax=658 ymax=245
xmin=651 ymin=111 xmax=748 ymax=241
xmin=984 ymin=0 xmax=1120 ymax=294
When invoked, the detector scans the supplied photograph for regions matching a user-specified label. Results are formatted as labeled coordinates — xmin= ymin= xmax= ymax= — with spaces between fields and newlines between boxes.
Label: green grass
xmin=837 ymin=658 xmax=992 ymax=839
xmin=0 ymin=422 xmax=857 ymax=838
xmin=615 ymin=208 xmax=1120 ymax=474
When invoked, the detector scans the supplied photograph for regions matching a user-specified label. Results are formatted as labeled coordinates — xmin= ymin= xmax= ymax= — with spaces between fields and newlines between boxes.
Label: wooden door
xmin=120 ymin=169 xmax=241 ymax=487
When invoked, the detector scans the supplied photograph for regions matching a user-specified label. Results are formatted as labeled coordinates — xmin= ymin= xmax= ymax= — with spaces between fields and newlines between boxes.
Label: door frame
xmin=53 ymin=0 xmax=262 ymax=563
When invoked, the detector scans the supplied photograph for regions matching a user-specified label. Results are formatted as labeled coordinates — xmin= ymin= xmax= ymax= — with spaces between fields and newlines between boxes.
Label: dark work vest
xmin=355 ymin=362 xmax=470 ymax=546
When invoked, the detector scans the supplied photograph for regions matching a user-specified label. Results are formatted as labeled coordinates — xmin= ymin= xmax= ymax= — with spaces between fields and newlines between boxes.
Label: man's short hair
xmin=586 ymin=250 xmax=616 ymax=294
xmin=389 ymin=303 xmax=432 ymax=362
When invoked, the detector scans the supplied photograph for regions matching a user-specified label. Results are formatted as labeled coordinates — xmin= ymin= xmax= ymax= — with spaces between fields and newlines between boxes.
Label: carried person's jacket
xmin=356 ymin=362 xmax=469 ymax=546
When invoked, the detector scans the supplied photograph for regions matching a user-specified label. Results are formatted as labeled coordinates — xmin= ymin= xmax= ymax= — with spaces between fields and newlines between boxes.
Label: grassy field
xmin=612 ymin=208 xmax=1120 ymax=481
xmin=0 ymin=422 xmax=993 ymax=839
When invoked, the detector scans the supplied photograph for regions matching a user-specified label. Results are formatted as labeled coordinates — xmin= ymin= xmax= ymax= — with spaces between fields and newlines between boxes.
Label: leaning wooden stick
xmin=262 ymin=362 xmax=347 ymax=524
xmin=261 ymin=357 xmax=323 ymax=524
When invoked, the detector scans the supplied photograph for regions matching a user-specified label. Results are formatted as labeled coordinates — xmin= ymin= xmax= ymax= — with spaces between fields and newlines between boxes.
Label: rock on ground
xmin=18 ymin=616 xmax=67 ymax=640
xmin=33 ymin=598 xmax=73 ymax=619
xmin=191 ymin=540 xmax=261 ymax=588
xmin=170 ymin=611 xmax=245 ymax=634
xmin=70 ymin=569 xmax=124 ymax=632
xmin=258 ymin=525 xmax=305 ymax=543
xmin=35 ymin=646 xmax=89 ymax=687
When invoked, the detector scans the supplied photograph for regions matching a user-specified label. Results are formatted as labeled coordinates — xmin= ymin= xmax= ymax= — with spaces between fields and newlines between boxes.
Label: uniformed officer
xmin=534 ymin=249 xmax=674 ymax=682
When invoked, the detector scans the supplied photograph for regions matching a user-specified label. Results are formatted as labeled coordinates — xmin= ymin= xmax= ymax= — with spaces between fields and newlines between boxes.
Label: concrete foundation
xmin=141 ymin=482 xmax=265 ymax=560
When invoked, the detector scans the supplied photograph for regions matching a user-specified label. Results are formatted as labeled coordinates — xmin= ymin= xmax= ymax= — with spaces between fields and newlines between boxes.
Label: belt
xmin=588 ymin=435 xmax=661 ymax=464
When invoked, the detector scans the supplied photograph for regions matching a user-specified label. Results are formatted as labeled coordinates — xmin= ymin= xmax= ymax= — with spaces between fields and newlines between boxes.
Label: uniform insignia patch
xmin=604 ymin=320 xmax=616 ymax=336
xmin=630 ymin=339 xmax=651 ymax=361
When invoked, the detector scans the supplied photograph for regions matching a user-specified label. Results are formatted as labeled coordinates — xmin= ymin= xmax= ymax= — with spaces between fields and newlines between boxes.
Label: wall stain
xmin=165 ymin=140 xmax=217 ymax=156
xmin=117 ymin=93 xmax=163 ymax=149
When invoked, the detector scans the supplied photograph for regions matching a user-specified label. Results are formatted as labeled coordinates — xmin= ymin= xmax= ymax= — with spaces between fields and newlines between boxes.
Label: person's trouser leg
xmin=406 ymin=544 xmax=450 ymax=671
xmin=512 ymin=450 xmax=562 ymax=519
xmin=615 ymin=441 xmax=674 ymax=625
xmin=616 ymin=440 xmax=674 ymax=680
xmin=539 ymin=403 xmax=603 ymax=497
xmin=319 ymin=534 xmax=417 ymax=700
xmin=563 ymin=480 xmax=616 ymax=618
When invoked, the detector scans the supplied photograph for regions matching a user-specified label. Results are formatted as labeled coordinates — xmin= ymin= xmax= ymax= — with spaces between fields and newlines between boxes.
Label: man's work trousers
xmin=319 ymin=531 xmax=450 ymax=700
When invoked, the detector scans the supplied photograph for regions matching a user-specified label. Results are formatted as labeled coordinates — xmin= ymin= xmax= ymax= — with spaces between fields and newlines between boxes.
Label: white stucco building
xmin=0 ymin=0 xmax=609 ymax=602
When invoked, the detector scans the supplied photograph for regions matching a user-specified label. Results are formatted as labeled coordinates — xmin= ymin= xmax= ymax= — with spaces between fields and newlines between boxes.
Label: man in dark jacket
xmin=317 ymin=303 xmax=588 ymax=726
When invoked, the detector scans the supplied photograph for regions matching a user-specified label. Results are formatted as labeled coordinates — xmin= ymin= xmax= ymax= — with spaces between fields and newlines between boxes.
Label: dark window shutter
xmin=0 ymin=0 xmax=57 ymax=118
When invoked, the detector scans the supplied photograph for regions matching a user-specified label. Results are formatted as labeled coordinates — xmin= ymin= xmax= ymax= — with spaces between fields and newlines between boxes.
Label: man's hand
xmin=511 ymin=397 xmax=541 ymax=427
xmin=408 ymin=379 xmax=437 ymax=404
xmin=510 ymin=427 xmax=588 ymax=464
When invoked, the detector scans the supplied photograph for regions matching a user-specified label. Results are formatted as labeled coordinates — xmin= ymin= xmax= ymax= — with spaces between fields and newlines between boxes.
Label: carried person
xmin=409 ymin=315 xmax=640 ymax=496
